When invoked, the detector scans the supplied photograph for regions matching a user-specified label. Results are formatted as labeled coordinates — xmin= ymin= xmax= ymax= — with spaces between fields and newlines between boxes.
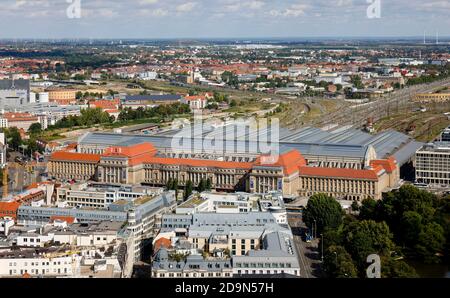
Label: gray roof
xmin=79 ymin=124 xmax=423 ymax=165
xmin=0 ymin=79 xmax=29 ymax=91
xmin=124 ymin=94 xmax=182 ymax=102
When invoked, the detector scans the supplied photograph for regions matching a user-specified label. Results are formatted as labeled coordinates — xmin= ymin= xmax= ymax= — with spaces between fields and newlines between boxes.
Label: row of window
xmin=235 ymin=262 xmax=292 ymax=268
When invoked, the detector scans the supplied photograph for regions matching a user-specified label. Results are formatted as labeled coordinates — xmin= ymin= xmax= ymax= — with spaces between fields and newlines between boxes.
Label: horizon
xmin=1 ymin=0 xmax=449 ymax=39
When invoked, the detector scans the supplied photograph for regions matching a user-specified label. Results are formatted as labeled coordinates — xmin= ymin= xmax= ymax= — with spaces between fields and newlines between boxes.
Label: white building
xmin=415 ymin=142 xmax=450 ymax=187
xmin=0 ymin=218 xmax=14 ymax=236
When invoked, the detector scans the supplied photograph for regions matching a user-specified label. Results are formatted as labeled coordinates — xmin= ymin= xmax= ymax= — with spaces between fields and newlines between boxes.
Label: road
xmin=288 ymin=212 xmax=323 ymax=278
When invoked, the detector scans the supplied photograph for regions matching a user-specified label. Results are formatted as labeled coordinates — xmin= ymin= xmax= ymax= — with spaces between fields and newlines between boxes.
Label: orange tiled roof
xmin=254 ymin=150 xmax=306 ymax=175
xmin=184 ymin=95 xmax=207 ymax=101
xmin=154 ymin=237 xmax=172 ymax=252
xmin=50 ymin=216 xmax=75 ymax=224
xmin=370 ymin=156 xmax=397 ymax=173
xmin=299 ymin=166 xmax=380 ymax=180
xmin=139 ymin=156 xmax=254 ymax=169
xmin=50 ymin=151 xmax=101 ymax=163
xmin=103 ymin=142 xmax=157 ymax=158
xmin=0 ymin=202 xmax=21 ymax=219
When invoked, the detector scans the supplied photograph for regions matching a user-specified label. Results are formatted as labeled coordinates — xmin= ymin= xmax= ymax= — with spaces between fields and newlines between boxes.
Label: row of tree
xmin=302 ymin=185 xmax=449 ymax=278
xmin=166 ymin=178 xmax=212 ymax=201
xmin=118 ymin=103 xmax=190 ymax=122
xmin=49 ymin=108 xmax=114 ymax=129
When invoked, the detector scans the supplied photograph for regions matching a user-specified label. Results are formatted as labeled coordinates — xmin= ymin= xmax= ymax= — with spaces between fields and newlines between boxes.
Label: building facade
xmin=415 ymin=142 xmax=450 ymax=187
xmin=48 ymin=141 xmax=400 ymax=201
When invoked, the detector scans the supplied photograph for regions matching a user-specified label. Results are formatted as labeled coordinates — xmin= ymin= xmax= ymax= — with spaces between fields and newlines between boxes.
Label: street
xmin=288 ymin=212 xmax=323 ymax=278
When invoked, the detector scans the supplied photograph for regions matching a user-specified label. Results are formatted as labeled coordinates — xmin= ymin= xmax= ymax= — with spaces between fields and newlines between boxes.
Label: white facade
xmin=415 ymin=142 xmax=450 ymax=187
xmin=0 ymin=255 xmax=80 ymax=277
xmin=0 ymin=218 xmax=14 ymax=236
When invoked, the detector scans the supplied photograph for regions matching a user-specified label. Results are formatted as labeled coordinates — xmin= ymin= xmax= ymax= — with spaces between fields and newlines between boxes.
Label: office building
xmin=415 ymin=142 xmax=450 ymax=187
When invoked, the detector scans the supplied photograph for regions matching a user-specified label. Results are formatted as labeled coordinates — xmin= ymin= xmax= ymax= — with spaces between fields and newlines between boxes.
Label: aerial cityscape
xmin=0 ymin=0 xmax=449 ymax=283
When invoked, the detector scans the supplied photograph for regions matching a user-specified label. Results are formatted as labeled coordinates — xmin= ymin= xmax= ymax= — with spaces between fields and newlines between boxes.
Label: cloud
xmin=0 ymin=0 xmax=448 ymax=38
xmin=270 ymin=3 xmax=310 ymax=17
xmin=176 ymin=2 xmax=197 ymax=13
xmin=139 ymin=0 xmax=159 ymax=4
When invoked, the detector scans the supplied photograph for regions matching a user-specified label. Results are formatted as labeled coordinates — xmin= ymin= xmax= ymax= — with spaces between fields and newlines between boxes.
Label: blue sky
xmin=1 ymin=0 xmax=449 ymax=39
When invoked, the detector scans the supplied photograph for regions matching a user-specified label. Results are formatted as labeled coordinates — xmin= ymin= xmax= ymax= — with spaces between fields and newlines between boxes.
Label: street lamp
xmin=333 ymin=251 xmax=337 ymax=264
xmin=321 ymin=233 xmax=324 ymax=262
xmin=312 ymin=219 xmax=317 ymax=239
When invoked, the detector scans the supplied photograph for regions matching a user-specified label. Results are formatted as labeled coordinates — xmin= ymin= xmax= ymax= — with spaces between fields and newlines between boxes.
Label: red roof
xmin=139 ymin=156 xmax=254 ymax=169
xmin=0 ymin=202 xmax=21 ymax=219
xmin=255 ymin=150 xmax=306 ymax=175
xmin=103 ymin=142 xmax=157 ymax=158
xmin=370 ymin=156 xmax=397 ymax=173
xmin=50 ymin=216 xmax=76 ymax=224
xmin=154 ymin=238 xmax=172 ymax=252
xmin=50 ymin=151 xmax=101 ymax=163
xmin=184 ymin=95 xmax=207 ymax=101
xmin=299 ymin=166 xmax=380 ymax=180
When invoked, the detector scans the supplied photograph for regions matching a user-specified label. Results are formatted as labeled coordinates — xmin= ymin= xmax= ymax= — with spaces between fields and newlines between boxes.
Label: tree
xmin=205 ymin=178 xmax=212 ymax=191
xmin=28 ymin=123 xmax=42 ymax=135
xmin=323 ymin=246 xmax=358 ymax=278
xmin=342 ymin=220 xmax=395 ymax=271
xmin=229 ymin=99 xmax=237 ymax=107
xmin=381 ymin=257 xmax=419 ymax=278
xmin=351 ymin=201 xmax=360 ymax=212
xmin=303 ymin=194 xmax=344 ymax=235
xmin=400 ymin=211 xmax=423 ymax=247
xmin=197 ymin=178 xmax=207 ymax=193
xmin=350 ymin=75 xmax=364 ymax=89
xmin=184 ymin=180 xmax=193 ymax=201
xmin=166 ymin=178 xmax=174 ymax=190
xmin=4 ymin=127 xmax=22 ymax=150
xmin=415 ymin=222 xmax=445 ymax=264
xmin=359 ymin=197 xmax=378 ymax=220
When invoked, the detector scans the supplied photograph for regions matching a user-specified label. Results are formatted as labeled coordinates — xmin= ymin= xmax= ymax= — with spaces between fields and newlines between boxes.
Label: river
xmin=407 ymin=260 xmax=450 ymax=278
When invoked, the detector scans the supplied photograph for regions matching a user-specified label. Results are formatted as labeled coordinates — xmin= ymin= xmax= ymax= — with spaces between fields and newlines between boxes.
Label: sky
xmin=0 ymin=0 xmax=449 ymax=39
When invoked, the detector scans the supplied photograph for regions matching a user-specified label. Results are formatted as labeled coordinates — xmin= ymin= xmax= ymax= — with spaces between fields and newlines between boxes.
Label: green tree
xmin=359 ymin=197 xmax=378 ymax=220
xmin=5 ymin=127 xmax=22 ymax=150
xmin=198 ymin=178 xmax=209 ymax=192
xmin=351 ymin=201 xmax=360 ymax=212
xmin=205 ymin=178 xmax=212 ymax=191
xmin=381 ymin=257 xmax=419 ymax=278
xmin=342 ymin=220 xmax=395 ymax=271
xmin=303 ymin=194 xmax=344 ymax=235
xmin=415 ymin=222 xmax=445 ymax=264
xmin=28 ymin=123 xmax=42 ymax=135
xmin=184 ymin=180 xmax=193 ymax=201
xmin=400 ymin=211 xmax=423 ymax=247
xmin=323 ymin=246 xmax=358 ymax=278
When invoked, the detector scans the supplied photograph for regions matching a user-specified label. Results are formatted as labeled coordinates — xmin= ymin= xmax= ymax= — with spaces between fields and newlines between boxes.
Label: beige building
xmin=48 ymin=142 xmax=399 ymax=201
xmin=413 ymin=93 xmax=450 ymax=103
xmin=46 ymin=89 xmax=77 ymax=105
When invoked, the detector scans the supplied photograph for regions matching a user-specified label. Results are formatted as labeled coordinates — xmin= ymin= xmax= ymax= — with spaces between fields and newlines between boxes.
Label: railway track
xmin=312 ymin=78 xmax=450 ymax=129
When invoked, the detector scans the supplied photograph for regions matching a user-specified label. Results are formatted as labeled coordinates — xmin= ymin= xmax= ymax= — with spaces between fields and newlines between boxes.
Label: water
xmin=407 ymin=260 xmax=450 ymax=278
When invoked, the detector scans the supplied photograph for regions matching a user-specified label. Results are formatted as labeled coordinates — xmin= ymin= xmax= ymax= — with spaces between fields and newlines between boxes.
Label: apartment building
xmin=152 ymin=212 xmax=300 ymax=278
xmin=415 ymin=142 xmax=450 ymax=187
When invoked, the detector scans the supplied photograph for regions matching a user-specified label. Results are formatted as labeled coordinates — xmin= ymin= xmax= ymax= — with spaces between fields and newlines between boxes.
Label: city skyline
xmin=1 ymin=0 xmax=449 ymax=39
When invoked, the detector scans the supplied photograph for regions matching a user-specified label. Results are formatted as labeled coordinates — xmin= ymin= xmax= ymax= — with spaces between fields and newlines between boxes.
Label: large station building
xmin=47 ymin=124 xmax=415 ymax=201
